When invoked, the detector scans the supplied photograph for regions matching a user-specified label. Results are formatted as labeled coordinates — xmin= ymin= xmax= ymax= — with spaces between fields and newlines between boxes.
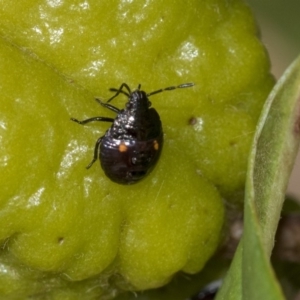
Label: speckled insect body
xmin=71 ymin=82 xmax=194 ymax=184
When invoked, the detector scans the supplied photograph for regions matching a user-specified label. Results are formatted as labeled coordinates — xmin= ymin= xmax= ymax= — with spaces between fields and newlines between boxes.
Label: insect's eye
xmin=148 ymin=101 xmax=152 ymax=107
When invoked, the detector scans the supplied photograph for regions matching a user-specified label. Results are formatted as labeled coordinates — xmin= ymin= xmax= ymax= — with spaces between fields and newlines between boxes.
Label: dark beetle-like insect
xmin=71 ymin=82 xmax=194 ymax=184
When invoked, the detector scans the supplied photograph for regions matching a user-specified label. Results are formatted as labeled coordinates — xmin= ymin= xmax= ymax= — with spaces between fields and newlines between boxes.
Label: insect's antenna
xmin=147 ymin=82 xmax=194 ymax=97
xmin=107 ymin=83 xmax=132 ymax=103
xmin=109 ymin=88 xmax=130 ymax=97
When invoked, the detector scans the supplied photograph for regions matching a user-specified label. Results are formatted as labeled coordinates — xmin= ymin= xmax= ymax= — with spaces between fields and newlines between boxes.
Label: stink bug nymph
xmin=71 ymin=82 xmax=194 ymax=184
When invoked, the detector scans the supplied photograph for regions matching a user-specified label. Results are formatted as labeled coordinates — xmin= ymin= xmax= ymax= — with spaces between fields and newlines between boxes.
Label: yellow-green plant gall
xmin=0 ymin=0 xmax=274 ymax=298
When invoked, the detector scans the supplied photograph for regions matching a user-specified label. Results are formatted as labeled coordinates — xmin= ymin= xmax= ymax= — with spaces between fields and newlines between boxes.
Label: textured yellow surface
xmin=0 ymin=0 xmax=274 ymax=298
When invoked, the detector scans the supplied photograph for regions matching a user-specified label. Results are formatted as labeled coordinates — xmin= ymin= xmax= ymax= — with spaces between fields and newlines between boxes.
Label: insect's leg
xmin=86 ymin=136 xmax=103 ymax=169
xmin=147 ymin=82 xmax=194 ymax=97
xmin=70 ymin=116 xmax=114 ymax=125
xmin=106 ymin=83 xmax=132 ymax=103
xmin=95 ymin=98 xmax=120 ymax=113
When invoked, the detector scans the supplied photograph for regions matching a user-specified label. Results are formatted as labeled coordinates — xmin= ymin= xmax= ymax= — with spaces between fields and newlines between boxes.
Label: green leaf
xmin=217 ymin=54 xmax=300 ymax=300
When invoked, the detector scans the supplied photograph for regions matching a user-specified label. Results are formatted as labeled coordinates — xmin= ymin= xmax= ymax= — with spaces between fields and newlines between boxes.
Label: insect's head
xmin=126 ymin=85 xmax=152 ymax=111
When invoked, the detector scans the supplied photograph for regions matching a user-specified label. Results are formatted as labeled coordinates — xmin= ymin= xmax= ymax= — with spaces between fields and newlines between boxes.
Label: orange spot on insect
xmin=153 ymin=140 xmax=159 ymax=150
xmin=119 ymin=143 xmax=128 ymax=152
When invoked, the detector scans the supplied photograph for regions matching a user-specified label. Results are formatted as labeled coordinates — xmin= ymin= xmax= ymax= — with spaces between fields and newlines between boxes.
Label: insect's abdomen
xmin=100 ymin=133 xmax=163 ymax=184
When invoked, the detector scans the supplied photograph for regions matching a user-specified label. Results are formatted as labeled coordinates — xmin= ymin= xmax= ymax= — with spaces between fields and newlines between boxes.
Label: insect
xmin=71 ymin=82 xmax=194 ymax=184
